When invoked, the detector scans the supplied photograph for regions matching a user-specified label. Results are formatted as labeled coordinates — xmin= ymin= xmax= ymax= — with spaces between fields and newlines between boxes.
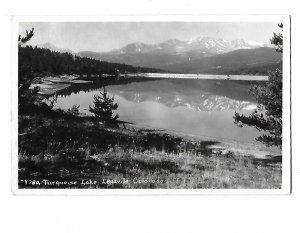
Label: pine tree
xmin=89 ymin=87 xmax=119 ymax=125
xmin=18 ymin=28 xmax=41 ymax=113
xmin=18 ymin=28 xmax=34 ymax=45
xmin=233 ymin=24 xmax=283 ymax=147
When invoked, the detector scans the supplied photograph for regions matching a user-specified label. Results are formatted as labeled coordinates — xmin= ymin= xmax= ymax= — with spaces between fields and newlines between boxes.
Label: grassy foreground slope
xmin=18 ymin=106 xmax=282 ymax=189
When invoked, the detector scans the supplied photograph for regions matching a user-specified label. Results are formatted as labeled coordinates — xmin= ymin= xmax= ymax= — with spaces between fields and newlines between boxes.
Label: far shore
xmin=127 ymin=73 xmax=269 ymax=81
xmin=30 ymin=72 xmax=268 ymax=95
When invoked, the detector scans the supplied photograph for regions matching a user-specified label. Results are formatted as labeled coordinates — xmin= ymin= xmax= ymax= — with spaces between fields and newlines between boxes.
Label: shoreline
xmin=127 ymin=122 xmax=281 ymax=159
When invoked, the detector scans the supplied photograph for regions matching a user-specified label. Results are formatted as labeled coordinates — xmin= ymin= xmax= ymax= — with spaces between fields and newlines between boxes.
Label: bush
xmin=67 ymin=104 xmax=80 ymax=116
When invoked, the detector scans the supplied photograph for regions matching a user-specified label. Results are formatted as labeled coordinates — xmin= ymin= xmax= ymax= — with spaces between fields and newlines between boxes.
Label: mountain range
xmin=38 ymin=37 xmax=282 ymax=75
xmin=105 ymin=37 xmax=270 ymax=55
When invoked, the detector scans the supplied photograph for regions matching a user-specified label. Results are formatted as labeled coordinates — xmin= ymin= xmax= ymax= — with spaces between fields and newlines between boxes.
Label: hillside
xmin=166 ymin=47 xmax=282 ymax=75
xmin=19 ymin=45 xmax=164 ymax=76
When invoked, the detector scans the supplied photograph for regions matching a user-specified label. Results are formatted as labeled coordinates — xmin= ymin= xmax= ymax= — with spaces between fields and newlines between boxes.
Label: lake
xmin=55 ymin=78 xmax=263 ymax=144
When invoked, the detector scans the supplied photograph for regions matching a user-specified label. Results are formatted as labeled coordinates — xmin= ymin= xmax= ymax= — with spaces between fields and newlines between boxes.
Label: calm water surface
xmin=56 ymin=79 xmax=262 ymax=144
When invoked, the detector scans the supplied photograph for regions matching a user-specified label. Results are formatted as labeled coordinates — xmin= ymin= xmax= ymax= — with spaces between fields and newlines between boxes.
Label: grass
xmin=18 ymin=107 xmax=282 ymax=189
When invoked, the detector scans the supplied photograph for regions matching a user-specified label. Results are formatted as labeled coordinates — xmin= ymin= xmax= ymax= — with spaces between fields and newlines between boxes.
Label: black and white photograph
xmin=13 ymin=16 xmax=291 ymax=193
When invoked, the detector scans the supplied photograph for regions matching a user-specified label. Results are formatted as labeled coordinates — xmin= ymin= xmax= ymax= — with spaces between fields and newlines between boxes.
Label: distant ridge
xmin=38 ymin=42 xmax=76 ymax=54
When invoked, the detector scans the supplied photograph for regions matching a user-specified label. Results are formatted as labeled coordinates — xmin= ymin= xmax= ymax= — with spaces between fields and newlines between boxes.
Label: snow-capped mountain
xmin=107 ymin=37 xmax=271 ymax=55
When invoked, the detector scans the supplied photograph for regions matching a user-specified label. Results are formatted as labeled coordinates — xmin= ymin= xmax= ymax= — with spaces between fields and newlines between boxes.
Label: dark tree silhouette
xmin=18 ymin=28 xmax=34 ymax=45
xmin=18 ymin=28 xmax=41 ymax=113
xmin=233 ymin=24 xmax=283 ymax=147
xmin=18 ymin=45 xmax=163 ymax=76
xmin=89 ymin=88 xmax=119 ymax=125
xmin=270 ymin=23 xmax=283 ymax=53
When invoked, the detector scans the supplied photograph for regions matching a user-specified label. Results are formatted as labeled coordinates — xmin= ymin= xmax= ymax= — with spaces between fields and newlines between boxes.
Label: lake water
xmin=55 ymin=79 xmax=263 ymax=144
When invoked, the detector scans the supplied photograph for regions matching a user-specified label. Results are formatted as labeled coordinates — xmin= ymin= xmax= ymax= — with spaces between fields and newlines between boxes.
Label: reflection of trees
xmin=55 ymin=77 xmax=161 ymax=98
xmin=54 ymin=78 xmax=262 ymax=103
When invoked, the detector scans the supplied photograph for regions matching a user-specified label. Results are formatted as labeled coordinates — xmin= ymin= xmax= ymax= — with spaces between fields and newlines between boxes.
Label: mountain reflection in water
xmin=55 ymin=79 xmax=263 ymax=143
xmin=107 ymin=79 xmax=257 ymax=111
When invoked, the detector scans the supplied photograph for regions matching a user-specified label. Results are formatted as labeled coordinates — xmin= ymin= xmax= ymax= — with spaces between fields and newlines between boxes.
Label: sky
xmin=19 ymin=22 xmax=281 ymax=53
